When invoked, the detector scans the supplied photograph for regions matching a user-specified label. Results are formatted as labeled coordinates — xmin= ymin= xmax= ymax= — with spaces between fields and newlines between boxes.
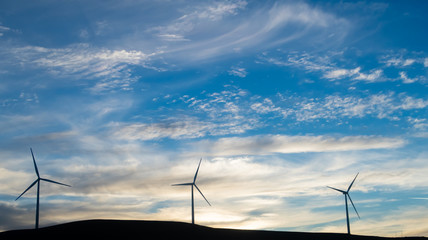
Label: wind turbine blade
xmin=193 ymin=158 xmax=202 ymax=184
xmin=347 ymin=172 xmax=359 ymax=192
xmin=327 ymin=186 xmax=346 ymax=194
xmin=347 ymin=193 xmax=360 ymax=219
xmin=194 ymin=184 xmax=211 ymax=206
xmin=40 ymin=178 xmax=71 ymax=187
xmin=172 ymin=183 xmax=193 ymax=186
xmin=30 ymin=148 xmax=40 ymax=178
xmin=16 ymin=179 xmax=38 ymax=201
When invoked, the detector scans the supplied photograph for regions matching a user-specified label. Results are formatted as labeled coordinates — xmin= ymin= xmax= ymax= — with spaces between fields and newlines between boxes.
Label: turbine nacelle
xmin=326 ymin=186 xmax=347 ymax=195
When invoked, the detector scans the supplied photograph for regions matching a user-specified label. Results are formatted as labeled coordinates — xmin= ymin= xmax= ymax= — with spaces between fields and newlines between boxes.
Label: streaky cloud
xmin=154 ymin=1 xmax=349 ymax=62
xmin=7 ymin=44 xmax=163 ymax=93
xmin=193 ymin=134 xmax=406 ymax=156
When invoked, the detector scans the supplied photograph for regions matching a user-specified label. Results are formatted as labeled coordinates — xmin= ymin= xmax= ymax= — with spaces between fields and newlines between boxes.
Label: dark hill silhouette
xmin=0 ymin=219 xmax=426 ymax=240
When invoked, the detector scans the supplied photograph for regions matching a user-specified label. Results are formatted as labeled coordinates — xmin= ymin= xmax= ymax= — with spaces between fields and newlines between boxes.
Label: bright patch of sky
xmin=0 ymin=0 xmax=427 ymax=236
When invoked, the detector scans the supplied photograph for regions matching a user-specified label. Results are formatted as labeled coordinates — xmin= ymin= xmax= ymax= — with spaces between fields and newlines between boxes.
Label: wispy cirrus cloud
xmin=407 ymin=117 xmax=428 ymax=133
xmin=149 ymin=1 xmax=349 ymax=62
xmin=193 ymin=134 xmax=405 ymax=156
xmin=399 ymin=71 xmax=423 ymax=84
xmin=251 ymin=98 xmax=284 ymax=115
xmin=379 ymin=51 xmax=428 ymax=84
xmin=0 ymin=24 xmax=10 ymax=37
xmin=112 ymin=86 xmax=257 ymax=141
xmin=198 ymin=0 xmax=248 ymax=20
xmin=150 ymin=0 xmax=247 ymax=42
xmin=228 ymin=66 xmax=247 ymax=78
xmin=111 ymin=86 xmax=427 ymax=142
xmin=6 ymin=44 xmax=163 ymax=92
xmin=252 ymin=91 xmax=428 ymax=123
xmin=1 ymin=92 xmax=39 ymax=108
xmin=180 ymin=85 xmax=249 ymax=118
xmin=260 ymin=51 xmax=386 ymax=83
xmin=111 ymin=117 xmax=256 ymax=141
xmin=0 ymin=1 xmax=351 ymax=92
xmin=323 ymin=67 xmax=383 ymax=82
xmin=260 ymin=50 xmax=427 ymax=84
xmin=380 ymin=51 xmax=427 ymax=68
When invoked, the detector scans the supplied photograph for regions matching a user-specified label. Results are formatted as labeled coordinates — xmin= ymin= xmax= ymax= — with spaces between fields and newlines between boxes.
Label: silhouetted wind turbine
xmin=172 ymin=158 xmax=211 ymax=224
xmin=15 ymin=148 xmax=71 ymax=229
xmin=327 ymin=172 xmax=360 ymax=235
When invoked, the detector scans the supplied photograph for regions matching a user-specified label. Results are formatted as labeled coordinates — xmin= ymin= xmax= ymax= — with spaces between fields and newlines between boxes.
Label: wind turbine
xmin=327 ymin=172 xmax=360 ymax=235
xmin=172 ymin=158 xmax=211 ymax=224
xmin=16 ymin=148 xmax=71 ymax=229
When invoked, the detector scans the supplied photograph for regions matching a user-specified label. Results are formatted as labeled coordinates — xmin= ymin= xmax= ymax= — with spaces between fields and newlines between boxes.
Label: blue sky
xmin=0 ymin=0 xmax=427 ymax=236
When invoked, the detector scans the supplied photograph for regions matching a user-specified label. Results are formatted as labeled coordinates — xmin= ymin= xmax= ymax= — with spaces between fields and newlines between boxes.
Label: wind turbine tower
xmin=16 ymin=148 xmax=71 ymax=229
xmin=172 ymin=158 xmax=211 ymax=224
xmin=327 ymin=173 xmax=360 ymax=235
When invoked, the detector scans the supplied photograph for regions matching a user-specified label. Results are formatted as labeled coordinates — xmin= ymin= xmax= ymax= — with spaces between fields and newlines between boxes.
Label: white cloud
xmin=250 ymin=98 xmax=285 ymax=116
xmin=197 ymin=0 xmax=247 ymax=21
xmin=111 ymin=90 xmax=427 ymax=142
xmin=399 ymin=96 xmax=428 ymax=110
xmin=354 ymin=69 xmax=383 ymax=81
xmin=262 ymin=52 xmax=386 ymax=83
xmin=112 ymin=117 xmax=257 ymax=141
xmin=3 ymin=2 xmax=350 ymax=73
xmin=149 ymin=2 xmax=349 ymax=62
xmin=112 ymin=120 xmax=213 ymax=140
xmin=0 ymin=25 xmax=10 ymax=32
xmin=323 ymin=67 xmax=360 ymax=79
xmin=264 ymin=1 xmax=342 ymax=31
xmin=323 ymin=66 xmax=383 ymax=82
xmin=280 ymin=92 xmax=427 ymax=121
xmin=167 ymin=87 xmax=428 ymax=132
xmin=284 ymin=51 xmax=338 ymax=71
xmin=111 ymin=86 xmax=262 ymax=142
xmin=194 ymin=134 xmax=405 ymax=156
xmin=10 ymin=44 xmax=162 ymax=92
xmin=383 ymin=56 xmax=419 ymax=68
xmin=0 ymin=24 xmax=11 ymax=37
xmin=228 ymin=66 xmax=247 ymax=78
xmin=151 ymin=0 xmax=247 ymax=42
xmin=1 ymin=92 xmax=39 ymax=107
xmin=377 ymin=52 xmax=427 ymax=84
xmin=262 ymin=50 xmax=428 ymax=85
xmin=407 ymin=117 xmax=428 ymax=131
xmin=383 ymin=57 xmax=401 ymax=67
xmin=402 ymin=58 xmax=416 ymax=66
xmin=381 ymin=52 xmax=427 ymax=69
xmin=399 ymin=71 xmax=419 ymax=84
xmin=384 ymin=58 xmax=416 ymax=67
xmin=181 ymin=86 xmax=248 ymax=117
xmin=157 ymin=34 xmax=190 ymax=42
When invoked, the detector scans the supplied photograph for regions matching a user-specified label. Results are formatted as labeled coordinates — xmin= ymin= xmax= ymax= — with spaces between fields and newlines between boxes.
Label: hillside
xmin=0 ymin=220 xmax=426 ymax=240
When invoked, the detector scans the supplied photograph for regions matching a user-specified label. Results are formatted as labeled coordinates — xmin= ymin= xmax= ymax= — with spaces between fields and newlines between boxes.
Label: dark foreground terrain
xmin=1 ymin=220 xmax=426 ymax=240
